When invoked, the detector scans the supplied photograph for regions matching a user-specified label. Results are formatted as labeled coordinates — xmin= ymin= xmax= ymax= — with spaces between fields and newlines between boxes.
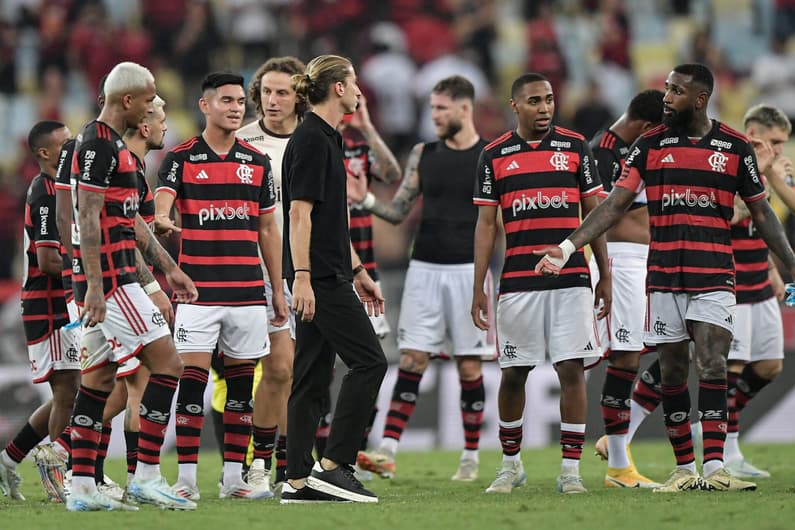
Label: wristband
xmin=294 ymin=268 xmax=311 ymax=275
xmin=545 ymin=239 xmax=576 ymax=268
xmin=352 ymin=264 xmax=365 ymax=277
xmin=143 ymin=280 xmax=162 ymax=295
xmin=360 ymin=192 xmax=376 ymax=209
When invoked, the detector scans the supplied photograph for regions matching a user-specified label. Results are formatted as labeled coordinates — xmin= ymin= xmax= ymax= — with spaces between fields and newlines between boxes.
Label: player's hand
xmin=533 ymin=246 xmax=564 ymax=275
xmin=81 ymin=283 xmax=106 ymax=327
xmin=270 ymin=284 xmax=289 ymax=327
xmin=348 ymin=93 xmax=372 ymax=131
xmin=769 ymin=155 xmax=794 ymax=186
xmin=471 ymin=289 xmax=490 ymax=331
xmin=770 ymin=264 xmax=786 ymax=302
xmin=750 ymin=138 xmax=776 ymax=175
xmin=347 ymin=171 xmax=368 ymax=204
xmin=149 ymin=288 xmax=174 ymax=327
xmin=353 ymin=270 xmax=385 ymax=317
xmin=165 ymin=267 xmax=198 ymax=303
xmin=292 ymin=274 xmax=316 ymax=322
xmin=154 ymin=213 xmax=181 ymax=237
xmin=594 ymin=275 xmax=612 ymax=320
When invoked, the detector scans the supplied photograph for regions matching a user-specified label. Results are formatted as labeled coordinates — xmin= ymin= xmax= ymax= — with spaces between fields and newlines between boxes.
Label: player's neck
xmin=96 ymin=108 xmax=126 ymax=137
xmin=262 ymin=116 xmax=297 ymax=136
xmin=445 ymin=123 xmax=479 ymax=150
xmin=516 ymin=126 xmax=549 ymax=142
xmin=39 ymin=163 xmax=56 ymax=178
xmin=311 ymin=102 xmax=345 ymax=129
xmin=125 ymin=136 xmax=147 ymax=162
xmin=202 ymin=127 xmax=237 ymax=155
xmin=610 ymin=114 xmax=635 ymax=144
xmin=684 ymin=115 xmax=712 ymax=138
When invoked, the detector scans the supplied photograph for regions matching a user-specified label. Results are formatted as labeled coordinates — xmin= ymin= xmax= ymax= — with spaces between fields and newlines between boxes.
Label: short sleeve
xmin=156 ymin=150 xmax=184 ymax=197
xmin=593 ymin=146 xmax=620 ymax=194
xmin=615 ymin=138 xmax=648 ymax=195
xmin=473 ymin=149 xmax=498 ymax=205
xmin=736 ymin=141 xmax=767 ymax=203
xmin=578 ymin=142 xmax=603 ymax=197
xmin=54 ymin=141 xmax=75 ymax=190
xmin=30 ymin=184 xmax=60 ymax=247
xmin=286 ymin=129 xmax=328 ymax=203
xmin=75 ymin=138 xmax=116 ymax=192
xmin=260 ymin=159 xmax=277 ymax=213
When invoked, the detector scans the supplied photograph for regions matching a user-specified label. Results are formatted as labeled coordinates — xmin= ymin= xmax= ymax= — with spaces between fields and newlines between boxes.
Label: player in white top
xmin=235 ymin=56 xmax=306 ymax=490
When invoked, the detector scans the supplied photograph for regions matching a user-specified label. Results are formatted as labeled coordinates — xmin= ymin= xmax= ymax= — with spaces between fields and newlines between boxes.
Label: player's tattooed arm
xmin=77 ymin=189 xmax=105 ymax=287
xmin=731 ymin=194 xmax=751 ymax=225
xmin=568 ymin=187 xmax=635 ymax=249
xmin=365 ymin=142 xmax=423 ymax=224
xmin=135 ymin=213 xmax=178 ymax=273
xmin=134 ymin=247 xmax=157 ymax=285
xmin=748 ymin=198 xmax=795 ymax=272
xmin=362 ymin=127 xmax=401 ymax=184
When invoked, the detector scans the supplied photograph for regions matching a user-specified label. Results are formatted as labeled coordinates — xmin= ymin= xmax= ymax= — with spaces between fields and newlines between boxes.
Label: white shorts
xmin=28 ymin=326 xmax=80 ymax=383
xmin=67 ymin=299 xmax=80 ymax=326
xmin=174 ymin=304 xmax=270 ymax=359
xmin=354 ymin=280 xmax=391 ymax=339
xmin=590 ymin=242 xmax=648 ymax=353
xmin=83 ymin=283 xmax=171 ymax=369
xmin=496 ymin=287 xmax=600 ymax=368
xmin=644 ymin=290 xmax=736 ymax=344
xmin=266 ymin=279 xmax=295 ymax=337
xmin=728 ymin=297 xmax=784 ymax=362
xmin=397 ymin=260 xmax=494 ymax=357
xmin=79 ymin=324 xmax=143 ymax=377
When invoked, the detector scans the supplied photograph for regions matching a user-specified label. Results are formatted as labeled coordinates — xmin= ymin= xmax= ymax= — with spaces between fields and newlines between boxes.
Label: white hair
xmin=103 ymin=61 xmax=155 ymax=99
xmin=153 ymin=95 xmax=166 ymax=110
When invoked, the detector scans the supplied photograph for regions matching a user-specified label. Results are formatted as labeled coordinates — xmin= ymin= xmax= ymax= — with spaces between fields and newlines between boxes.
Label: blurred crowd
xmin=0 ymin=0 xmax=793 ymax=285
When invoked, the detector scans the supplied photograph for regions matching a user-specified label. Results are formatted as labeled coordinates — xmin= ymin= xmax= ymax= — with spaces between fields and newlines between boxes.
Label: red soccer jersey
xmin=157 ymin=135 xmax=276 ymax=305
xmin=343 ymin=134 xmax=379 ymax=281
xmin=54 ymin=138 xmax=75 ymax=301
xmin=474 ymin=126 xmax=602 ymax=294
xmin=615 ymin=121 xmax=766 ymax=293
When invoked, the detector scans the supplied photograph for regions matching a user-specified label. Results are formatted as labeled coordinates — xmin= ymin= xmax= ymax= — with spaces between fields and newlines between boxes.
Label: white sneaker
xmin=245 ymin=459 xmax=274 ymax=497
xmin=129 ymin=475 xmax=197 ymax=510
xmin=557 ymin=474 xmax=588 ymax=494
xmin=219 ymin=480 xmax=274 ymax=500
xmin=485 ymin=460 xmax=526 ymax=493
xmin=31 ymin=443 xmax=67 ymax=503
xmin=451 ymin=459 xmax=478 ymax=482
xmin=0 ymin=459 xmax=24 ymax=500
xmin=97 ymin=474 xmax=125 ymax=501
xmin=66 ymin=488 xmax=139 ymax=511
xmin=63 ymin=469 xmax=72 ymax=498
xmin=172 ymin=480 xmax=201 ymax=501
xmin=725 ymin=458 xmax=770 ymax=479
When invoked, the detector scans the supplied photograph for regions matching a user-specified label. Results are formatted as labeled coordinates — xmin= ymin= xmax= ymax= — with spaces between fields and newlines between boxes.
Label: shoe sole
xmin=219 ymin=490 xmax=274 ymax=500
xmin=306 ymin=476 xmax=379 ymax=503
xmin=356 ymin=454 xmax=395 ymax=479
xmin=604 ymin=476 xmax=661 ymax=489
xmin=485 ymin=472 xmax=527 ymax=493
xmin=280 ymin=497 xmax=353 ymax=504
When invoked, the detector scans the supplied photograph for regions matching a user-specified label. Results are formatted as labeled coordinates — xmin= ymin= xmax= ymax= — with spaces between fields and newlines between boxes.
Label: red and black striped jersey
xmin=132 ymin=152 xmax=155 ymax=226
xmin=615 ymin=120 xmax=766 ymax=294
xmin=343 ymin=134 xmax=379 ymax=281
xmin=590 ymin=128 xmax=646 ymax=210
xmin=157 ymin=135 xmax=276 ymax=305
xmin=54 ymin=138 xmax=75 ymax=301
xmin=22 ymin=172 xmax=69 ymax=344
xmin=731 ymin=218 xmax=773 ymax=304
xmin=474 ymin=127 xmax=602 ymax=293
xmin=71 ymin=121 xmax=140 ymax=301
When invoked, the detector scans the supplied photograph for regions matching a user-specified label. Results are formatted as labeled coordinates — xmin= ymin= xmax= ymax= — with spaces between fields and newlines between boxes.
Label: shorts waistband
xmin=606 ymin=241 xmax=649 ymax=258
xmin=409 ymin=260 xmax=474 ymax=272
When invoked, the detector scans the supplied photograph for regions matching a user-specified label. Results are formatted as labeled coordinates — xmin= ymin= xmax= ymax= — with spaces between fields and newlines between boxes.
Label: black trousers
xmin=286 ymin=275 xmax=387 ymax=479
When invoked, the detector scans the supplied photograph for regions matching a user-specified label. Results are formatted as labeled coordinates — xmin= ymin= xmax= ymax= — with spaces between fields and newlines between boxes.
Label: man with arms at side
xmin=535 ymin=64 xmax=795 ymax=492
xmin=472 ymin=73 xmax=610 ymax=495
xmin=155 ymin=72 xmax=287 ymax=501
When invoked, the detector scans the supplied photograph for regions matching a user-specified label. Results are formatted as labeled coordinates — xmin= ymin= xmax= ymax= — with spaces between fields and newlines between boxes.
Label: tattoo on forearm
xmin=363 ymin=129 xmax=401 ymax=184
xmin=135 ymin=215 xmax=177 ymax=272
xmin=78 ymin=191 xmax=106 ymax=286
xmin=368 ymin=144 xmax=422 ymax=224
xmin=134 ymin=248 xmax=157 ymax=285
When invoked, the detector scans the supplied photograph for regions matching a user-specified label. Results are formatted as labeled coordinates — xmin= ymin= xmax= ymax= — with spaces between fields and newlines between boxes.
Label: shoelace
xmin=341 ymin=465 xmax=365 ymax=489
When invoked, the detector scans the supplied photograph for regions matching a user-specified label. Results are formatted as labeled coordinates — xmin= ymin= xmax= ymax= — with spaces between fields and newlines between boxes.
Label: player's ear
xmin=140 ymin=122 xmax=150 ymax=138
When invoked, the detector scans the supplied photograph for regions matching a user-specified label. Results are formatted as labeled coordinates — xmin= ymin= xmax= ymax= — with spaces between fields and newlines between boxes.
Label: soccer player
xmin=472 ymin=73 xmax=610 ymax=495
xmin=597 ymin=104 xmax=794 ymax=481
xmin=67 ymin=61 xmax=198 ymax=511
xmin=587 ymin=89 xmax=665 ymax=489
xmin=535 ymin=63 xmax=795 ymax=492
xmin=280 ymin=54 xmax=387 ymax=504
xmin=235 ymin=56 xmax=305 ymax=490
xmin=155 ymin=72 xmax=287 ymax=501
xmin=355 ymin=76 xmax=493 ymax=482
xmin=0 ymin=121 xmax=80 ymax=503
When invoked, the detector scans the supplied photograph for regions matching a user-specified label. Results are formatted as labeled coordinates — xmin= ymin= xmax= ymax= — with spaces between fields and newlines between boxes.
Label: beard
xmin=438 ymin=118 xmax=463 ymax=141
xmin=662 ymin=106 xmax=694 ymax=129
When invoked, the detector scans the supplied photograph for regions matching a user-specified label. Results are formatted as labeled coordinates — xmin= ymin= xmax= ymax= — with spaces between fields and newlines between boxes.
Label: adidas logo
xmin=584 ymin=342 xmax=594 ymax=351
xmin=506 ymin=160 xmax=520 ymax=171
xmin=196 ymin=169 xmax=209 ymax=179
xmin=661 ymin=154 xmax=675 ymax=163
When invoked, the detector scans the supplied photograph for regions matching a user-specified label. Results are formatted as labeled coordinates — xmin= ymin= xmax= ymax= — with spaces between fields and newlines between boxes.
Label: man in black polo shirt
xmin=280 ymin=55 xmax=387 ymax=504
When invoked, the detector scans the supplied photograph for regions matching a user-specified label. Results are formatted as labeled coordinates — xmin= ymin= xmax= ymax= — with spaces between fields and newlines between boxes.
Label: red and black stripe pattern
xmin=731 ymin=218 xmax=773 ymax=304
xmin=157 ymin=135 xmax=276 ymax=305
xmin=616 ymin=121 xmax=766 ymax=294
xmin=70 ymin=121 xmax=140 ymax=301
xmin=590 ymin=128 xmax=646 ymax=210
xmin=22 ymin=173 xmax=69 ymax=344
xmin=54 ymin=138 xmax=75 ymax=301
xmin=132 ymin=152 xmax=155 ymax=226
xmin=343 ymin=135 xmax=379 ymax=281
xmin=474 ymin=127 xmax=602 ymax=293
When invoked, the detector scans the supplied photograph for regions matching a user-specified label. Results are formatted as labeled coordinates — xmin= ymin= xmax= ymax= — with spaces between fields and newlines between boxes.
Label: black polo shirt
xmin=282 ymin=111 xmax=352 ymax=280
